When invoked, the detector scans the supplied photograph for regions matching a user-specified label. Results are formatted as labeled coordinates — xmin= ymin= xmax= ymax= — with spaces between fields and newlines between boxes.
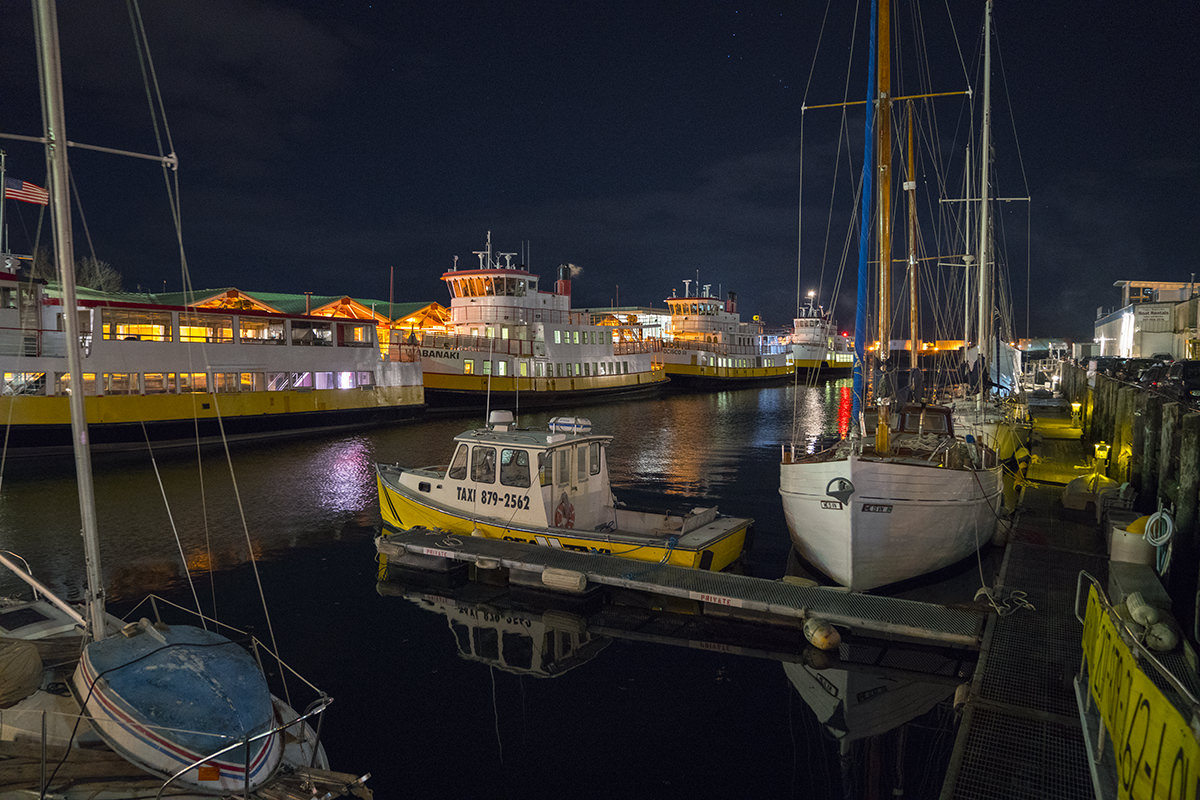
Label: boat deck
xmin=377 ymin=530 xmax=986 ymax=648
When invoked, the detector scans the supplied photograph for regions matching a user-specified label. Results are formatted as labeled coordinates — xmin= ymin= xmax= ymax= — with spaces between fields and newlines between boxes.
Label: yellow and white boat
xmin=376 ymin=411 xmax=751 ymax=570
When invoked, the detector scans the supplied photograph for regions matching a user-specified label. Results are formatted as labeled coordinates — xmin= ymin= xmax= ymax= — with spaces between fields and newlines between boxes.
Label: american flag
xmin=3 ymin=177 xmax=49 ymax=205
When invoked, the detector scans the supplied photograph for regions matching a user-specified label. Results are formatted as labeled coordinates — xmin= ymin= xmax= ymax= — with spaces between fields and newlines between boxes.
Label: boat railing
xmin=418 ymin=333 xmax=542 ymax=357
xmin=384 ymin=342 xmax=421 ymax=362
xmin=0 ymin=327 xmax=69 ymax=358
xmin=613 ymin=339 xmax=657 ymax=355
xmin=450 ymin=305 xmax=585 ymax=326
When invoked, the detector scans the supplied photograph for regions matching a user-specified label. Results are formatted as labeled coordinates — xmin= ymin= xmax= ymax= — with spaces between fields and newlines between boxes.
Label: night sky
xmin=1 ymin=2 xmax=1196 ymax=342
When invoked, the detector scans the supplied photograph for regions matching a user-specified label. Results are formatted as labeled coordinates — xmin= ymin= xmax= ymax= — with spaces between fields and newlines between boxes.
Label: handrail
xmin=0 ymin=551 xmax=87 ymax=627
xmin=1074 ymin=570 xmax=1200 ymax=712
xmin=154 ymin=694 xmax=334 ymax=800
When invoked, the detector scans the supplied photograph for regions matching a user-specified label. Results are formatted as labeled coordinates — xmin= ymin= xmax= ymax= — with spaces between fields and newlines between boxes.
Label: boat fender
xmin=953 ymin=682 xmax=970 ymax=713
xmin=542 ymin=567 xmax=587 ymax=594
xmin=475 ymin=557 xmax=500 ymax=570
xmin=1146 ymin=622 xmax=1179 ymax=652
xmin=1126 ymin=591 xmax=1161 ymax=626
xmin=802 ymin=617 xmax=840 ymax=651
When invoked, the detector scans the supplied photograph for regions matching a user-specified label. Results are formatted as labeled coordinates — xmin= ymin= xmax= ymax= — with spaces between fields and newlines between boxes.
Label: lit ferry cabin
xmin=0 ymin=273 xmax=423 ymax=453
xmin=416 ymin=232 xmax=666 ymax=408
xmin=377 ymin=412 xmax=752 ymax=571
xmin=658 ymin=282 xmax=793 ymax=386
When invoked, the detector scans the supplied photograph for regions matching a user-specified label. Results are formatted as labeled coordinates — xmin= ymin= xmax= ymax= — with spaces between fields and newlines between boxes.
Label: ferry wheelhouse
xmin=0 ymin=268 xmax=423 ymax=454
xmin=376 ymin=411 xmax=751 ymax=571
xmin=416 ymin=232 xmax=666 ymax=408
xmin=789 ymin=293 xmax=853 ymax=376
xmin=658 ymin=282 xmax=792 ymax=386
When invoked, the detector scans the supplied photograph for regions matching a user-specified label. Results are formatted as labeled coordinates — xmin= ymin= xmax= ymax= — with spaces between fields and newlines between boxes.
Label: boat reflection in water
xmin=377 ymin=568 xmax=973 ymax=798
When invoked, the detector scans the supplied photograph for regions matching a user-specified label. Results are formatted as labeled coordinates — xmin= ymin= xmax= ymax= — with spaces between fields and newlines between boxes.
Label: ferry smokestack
xmin=556 ymin=264 xmax=572 ymax=297
xmin=726 ymin=291 xmax=737 ymax=314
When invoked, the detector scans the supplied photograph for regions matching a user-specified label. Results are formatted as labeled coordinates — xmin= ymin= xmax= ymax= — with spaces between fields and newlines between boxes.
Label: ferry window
xmin=501 ymin=328 xmax=510 ymax=340
xmin=314 ymin=372 xmax=336 ymax=390
xmin=0 ymin=287 xmax=14 ymax=308
xmin=519 ymin=361 xmax=528 ymax=377
xmin=515 ymin=279 xmax=526 ymax=297
xmin=573 ymin=331 xmax=580 ymax=345
xmin=5 ymin=372 xmax=47 ymax=396
xmin=53 ymin=372 xmax=97 ymax=396
xmin=291 ymin=320 xmax=332 ymax=346
xmin=240 ymin=317 xmax=285 ymax=344
xmin=554 ymin=330 xmax=562 ymax=345
xmin=180 ymin=312 xmax=233 ymax=343
xmin=214 ymin=372 xmax=240 ymax=392
xmin=583 ymin=363 xmax=590 ymax=377
xmin=496 ymin=361 xmax=507 ymax=377
xmin=143 ymin=373 xmax=175 ymax=394
xmin=589 ymin=442 xmax=601 ymax=475
xmin=293 ymin=372 xmax=314 ymax=389
xmin=472 ymin=446 xmax=496 ymax=483
xmin=482 ymin=361 xmax=492 ymax=376
xmin=338 ymin=322 xmax=373 ymax=347
xmin=556 ymin=449 xmax=570 ymax=486
xmin=179 ymin=372 xmax=208 ymax=393
xmin=357 ymin=371 xmax=375 ymax=387
xmin=500 ymin=449 xmax=530 ymax=488
xmin=538 ymin=452 xmax=552 ymax=486
xmin=267 ymin=372 xmax=289 ymax=391
xmin=574 ymin=363 xmax=581 ymax=376
xmin=486 ymin=326 xmax=496 ymax=338
xmin=104 ymin=373 xmax=137 ymax=395
xmin=448 ymin=445 xmax=468 ymax=480
xmin=102 ymin=309 xmax=173 ymax=342
xmin=241 ymin=372 xmax=266 ymax=391
xmin=464 ymin=360 xmax=474 ymax=375
xmin=555 ymin=363 xmax=563 ymax=377
xmin=577 ymin=446 xmax=587 ymax=480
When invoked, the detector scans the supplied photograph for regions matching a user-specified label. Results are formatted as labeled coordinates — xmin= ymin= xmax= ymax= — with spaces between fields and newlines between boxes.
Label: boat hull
xmin=779 ymin=454 xmax=1001 ymax=591
xmin=420 ymin=370 xmax=667 ymax=410
xmin=661 ymin=363 xmax=795 ymax=389
xmin=377 ymin=472 xmax=747 ymax=571
xmin=72 ymin=624 xmax=283 ymax=794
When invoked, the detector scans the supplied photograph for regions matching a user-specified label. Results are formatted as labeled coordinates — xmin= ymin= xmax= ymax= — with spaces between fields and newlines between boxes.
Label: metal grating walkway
xmin=379 ymin=528 xmax=986 ymax=647
xmin=941 ymin=409 xmax=1109 ymax=800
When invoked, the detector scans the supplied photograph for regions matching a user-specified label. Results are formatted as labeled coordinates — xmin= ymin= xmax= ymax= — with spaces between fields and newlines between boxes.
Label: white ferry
xmin=0 ymin=265 xmax=424 ymax=454
xmin=376 ymin=412 xmax=752 ymax=571
xmin=789 ymin=291 xmax=853 ymax=376
xmin=416 ymin=232 xmax=667 ymax=408
xmin=656 ymin=282 xmax=793 ymax=386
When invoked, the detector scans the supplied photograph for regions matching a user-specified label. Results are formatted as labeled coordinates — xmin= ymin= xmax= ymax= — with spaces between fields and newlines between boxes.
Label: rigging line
xmin=139 ymin=420 xmax=206 ymax=630
xmin=126 ymin=0 xmax=177 ymax=166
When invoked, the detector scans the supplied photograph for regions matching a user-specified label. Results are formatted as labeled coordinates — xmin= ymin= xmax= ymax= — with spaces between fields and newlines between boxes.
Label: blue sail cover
xmin=852 ymin=0 xmax=878 ymax=427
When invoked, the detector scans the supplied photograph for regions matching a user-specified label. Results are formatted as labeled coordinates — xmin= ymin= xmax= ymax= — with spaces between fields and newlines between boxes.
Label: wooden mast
xmin=874 ymin=0 xmax=892 ymax=454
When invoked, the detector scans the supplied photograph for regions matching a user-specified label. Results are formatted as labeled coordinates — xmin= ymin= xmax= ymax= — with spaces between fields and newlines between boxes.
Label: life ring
xmin=554 ymin=492 xmax=575 ymax=528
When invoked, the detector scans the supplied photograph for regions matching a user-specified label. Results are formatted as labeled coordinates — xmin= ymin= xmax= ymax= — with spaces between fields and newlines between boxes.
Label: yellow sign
xmin=1082 ymin=584 xmax=1200 ymax=799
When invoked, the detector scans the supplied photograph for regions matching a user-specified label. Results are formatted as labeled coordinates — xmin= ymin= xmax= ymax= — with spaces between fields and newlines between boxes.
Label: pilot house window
xmin=500 ymin=449 xmax=530 ymax=488
xmin=448 ymin=445 xmax=468 ymax=480
xmin=471 ymin=446 xmax=496 ymax=483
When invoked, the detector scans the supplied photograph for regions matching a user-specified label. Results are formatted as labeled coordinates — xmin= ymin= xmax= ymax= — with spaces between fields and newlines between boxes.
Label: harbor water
xmin=0 ymin=380 xmax=981 ymax=799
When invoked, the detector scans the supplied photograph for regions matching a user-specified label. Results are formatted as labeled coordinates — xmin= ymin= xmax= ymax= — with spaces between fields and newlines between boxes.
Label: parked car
xmin=1139 ymin=363 xmax=1169 ymax=392
xmin=1091 ymin=356 xmax=1122 ymax=377
xmin=1162 ymin=360 xmax=1200 ymax=406
xmin=1116 ymin=357 xmax=1157 ymax=383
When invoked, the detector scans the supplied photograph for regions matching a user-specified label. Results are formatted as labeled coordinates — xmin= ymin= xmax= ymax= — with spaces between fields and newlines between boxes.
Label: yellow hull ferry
xmin=416 ymin=231 xmax=667 ymax=409
xmin=376 ymin=411 xmax=751 ymax=571
xmin=0 ymin=269 xmax=424 ymax=454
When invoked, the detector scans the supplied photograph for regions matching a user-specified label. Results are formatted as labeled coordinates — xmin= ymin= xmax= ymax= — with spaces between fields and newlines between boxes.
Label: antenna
xmin=682 ymin=279 xmax=692 ymax=296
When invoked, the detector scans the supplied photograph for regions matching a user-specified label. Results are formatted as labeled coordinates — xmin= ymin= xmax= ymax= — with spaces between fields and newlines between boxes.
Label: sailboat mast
xmin=850 ymin=0 xmax=878 ymax=428
xmin=905 ymin=103 xmax=918 ymax=372
xmin=875 ymin=0 xmax=892 ymax=384
xmin=976 ymin=0 xmax=993 ymax=395
xmin=34 ymin=0 xmax=106 ymax=640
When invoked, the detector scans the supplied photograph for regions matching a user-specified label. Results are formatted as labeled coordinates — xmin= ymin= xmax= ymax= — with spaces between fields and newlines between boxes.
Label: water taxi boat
xmin=788 ymin=292 xmax=853 ymax=377
xmin=376 ymin=411 xmax=752 ymax=570
xmin=656 ymin=282 xmax=793 ymax=386
xmin=415 ymin=232 xmax=667 ymax=408
xmin=0 ymin=268 xmax=424 ymax=455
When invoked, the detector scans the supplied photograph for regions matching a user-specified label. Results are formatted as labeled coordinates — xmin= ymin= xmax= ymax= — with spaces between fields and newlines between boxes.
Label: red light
xmin=841 ymin=331 xmax=848 ymax=337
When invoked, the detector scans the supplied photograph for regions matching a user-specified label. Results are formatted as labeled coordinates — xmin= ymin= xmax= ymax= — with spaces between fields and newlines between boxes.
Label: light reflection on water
xmin=0 ymin=381 xmax=967 ymax=799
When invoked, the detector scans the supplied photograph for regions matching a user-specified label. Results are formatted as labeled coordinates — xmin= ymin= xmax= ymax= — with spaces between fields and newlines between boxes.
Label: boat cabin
xmin=436 ymin=411 xmax=616 ymax=532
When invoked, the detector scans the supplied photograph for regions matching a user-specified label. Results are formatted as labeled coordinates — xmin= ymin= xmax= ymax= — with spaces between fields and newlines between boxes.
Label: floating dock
xmin=378 ymin=529 xmax=985 ymax=649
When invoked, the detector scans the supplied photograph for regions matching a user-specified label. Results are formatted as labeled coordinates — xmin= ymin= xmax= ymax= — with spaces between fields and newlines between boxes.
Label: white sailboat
xmin=779 ymin=0 xmax=1003 ymax=592
xmin=0 ymin=3 xmax=367 ymax=797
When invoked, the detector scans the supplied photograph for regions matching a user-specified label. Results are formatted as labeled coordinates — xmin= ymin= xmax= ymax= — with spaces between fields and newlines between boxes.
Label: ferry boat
xmin=656 ymin=281 xmax=793 ymax=386
xmin=789 ymin=292 xmax=853 ymax=376
xmin=415 ymin=232 xmax=667 ymax=408
xmin=376 ymin=411 xmax=752 ymax=571
xmin=0 ymin=267 xmax=424 ymax=454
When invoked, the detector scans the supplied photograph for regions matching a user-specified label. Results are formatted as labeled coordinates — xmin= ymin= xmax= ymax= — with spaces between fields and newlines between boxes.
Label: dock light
xmin=1071 ymin=402 xmax=1082 ymax=426
xmin=1094 ymin=441 xmax=1111 ymax=463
